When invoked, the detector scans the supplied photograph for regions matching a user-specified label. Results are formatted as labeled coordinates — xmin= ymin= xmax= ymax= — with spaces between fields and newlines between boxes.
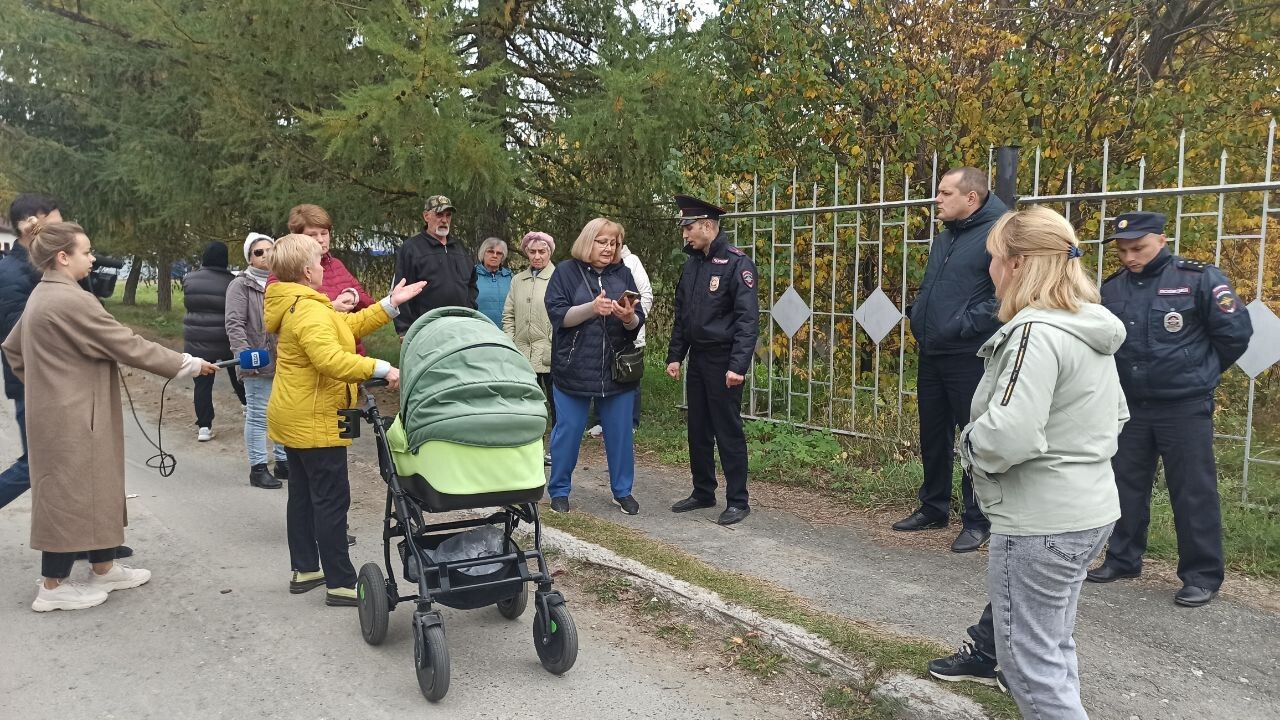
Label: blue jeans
xmin=548 ymin=387 xmax=634 ymax=499
xmin=989 ymin=524 xmax=1113 ymax=720
xmin=243 ymin=376 xmax=287 ymax=467
xmin=0 ymin=398 xmax=30 ymax=509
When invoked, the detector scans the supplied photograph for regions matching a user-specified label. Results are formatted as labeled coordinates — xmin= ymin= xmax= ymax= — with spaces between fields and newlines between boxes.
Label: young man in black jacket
xmin=895 ymin=167 xmax=1007 ymax=553
xmin=392 ymin=195 xmax=478 ymax=337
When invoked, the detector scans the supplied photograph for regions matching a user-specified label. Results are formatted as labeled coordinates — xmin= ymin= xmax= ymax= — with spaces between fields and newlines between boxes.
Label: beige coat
xmin=502 ymin=263 xmax=555 ymax=373
xmin=2 ymin=273 xmax=184 ymax=552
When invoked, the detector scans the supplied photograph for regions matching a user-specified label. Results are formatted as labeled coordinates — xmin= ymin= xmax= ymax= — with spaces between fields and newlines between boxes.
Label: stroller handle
xmin=363 ymin=378 xmax=390 ymax=389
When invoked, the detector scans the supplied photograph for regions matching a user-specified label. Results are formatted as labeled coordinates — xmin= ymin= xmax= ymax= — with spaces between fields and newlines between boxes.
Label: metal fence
xmin=714 ymin=120 xmax=1280 ymax=502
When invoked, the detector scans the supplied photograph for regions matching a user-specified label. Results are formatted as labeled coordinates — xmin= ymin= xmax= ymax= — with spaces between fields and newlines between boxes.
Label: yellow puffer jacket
xmin=265 ymin=282 xmax=391 ymax=449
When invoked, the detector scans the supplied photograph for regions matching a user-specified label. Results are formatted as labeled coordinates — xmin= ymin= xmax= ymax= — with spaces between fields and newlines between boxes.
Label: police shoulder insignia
xmin=1212 ymin=283 xmax=1238 ymax=313
xmin=741 ymin=269 xmax=755 ymax=289
xmin=726 ymin=245 xmax=746 ymax=256
xmin=1175 ymin=258 xmax=1207 ymax=272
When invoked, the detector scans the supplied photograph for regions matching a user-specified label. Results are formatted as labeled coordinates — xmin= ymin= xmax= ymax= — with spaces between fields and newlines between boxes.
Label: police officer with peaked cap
xmin=1087 ymin=211 xmax=1253 ymax=607
xmin=666 ymin=194 xmax=760 ymax=526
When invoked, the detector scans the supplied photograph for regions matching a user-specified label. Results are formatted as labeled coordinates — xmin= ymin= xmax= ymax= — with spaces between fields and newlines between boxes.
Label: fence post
xmin=995 ymin=145 xmax=1021 ymax=207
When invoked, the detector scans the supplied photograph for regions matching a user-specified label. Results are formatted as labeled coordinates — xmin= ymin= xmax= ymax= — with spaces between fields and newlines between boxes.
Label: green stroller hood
xmin=399 ymin=307 xmax=548 ymax=451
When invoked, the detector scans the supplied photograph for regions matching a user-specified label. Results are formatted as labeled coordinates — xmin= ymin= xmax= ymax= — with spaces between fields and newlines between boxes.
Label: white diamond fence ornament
xmin=853 ymin=287 xmax=904 ymax=345
xmin=1236 ymin=299 xmax=1280 ymax=379
xmin=771 ymin=286 xmax=812 ymax=338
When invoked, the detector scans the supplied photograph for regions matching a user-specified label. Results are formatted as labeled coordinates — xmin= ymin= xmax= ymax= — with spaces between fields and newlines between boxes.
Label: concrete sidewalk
xmin=559 ymin=440 xmax=1280 ymax=720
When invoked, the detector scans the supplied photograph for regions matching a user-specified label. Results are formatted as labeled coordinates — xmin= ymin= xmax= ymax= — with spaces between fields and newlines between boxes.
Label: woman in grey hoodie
xmin=932 ymin=206 xmax=1127 ymax=719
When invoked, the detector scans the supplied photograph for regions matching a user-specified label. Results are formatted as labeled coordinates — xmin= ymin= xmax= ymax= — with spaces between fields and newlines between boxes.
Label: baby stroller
xmin=339 ymin=307 xmax=577 ymax=702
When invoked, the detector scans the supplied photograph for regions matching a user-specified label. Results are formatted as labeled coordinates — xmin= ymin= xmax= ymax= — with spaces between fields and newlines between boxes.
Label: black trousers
xmin=285 ymin=446 xmax=357 ymax=589
xmin=1103 ymin=396 xmax=1223 ymax=590
xmin=193 ymin=366 xmax=246 ymax=427
xmin=536 ymin=372 xmax=557 ymax=430
xmin=43 ymin=548 xmax=115 ymax=579
xmin=686 ymin=345 xmax=748 ymax=508
xmin=916 ymin=352 xmax=989 ymax=530
xmin=968 ymin=603 xmax=997 ymax=661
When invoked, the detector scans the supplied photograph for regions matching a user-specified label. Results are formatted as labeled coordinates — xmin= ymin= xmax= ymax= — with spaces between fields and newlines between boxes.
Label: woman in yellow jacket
xmin=265 ymin=234 xmax=424 ymax=606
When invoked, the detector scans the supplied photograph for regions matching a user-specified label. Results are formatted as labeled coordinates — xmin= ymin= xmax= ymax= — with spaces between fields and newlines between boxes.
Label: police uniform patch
xmin=1118 ymin=219 xmax=1128 ymax=229
xmin=711 ymin=257 xmax=729 ymax=265
xmin=1213 ymin=285 xmax=1238 ymax=313
xmin=1164 ymin=311 xmax=1184 ymax=333
xmin=709 ymin=275 xmax=720 ymax=292
xmin=741 ymin=270 xmax=755 ymax=289
xmin=1157 ymin=286 xmax=1191 ymax=296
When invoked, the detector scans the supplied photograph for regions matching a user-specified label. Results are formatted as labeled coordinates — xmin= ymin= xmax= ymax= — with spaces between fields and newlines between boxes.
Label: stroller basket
xmin=398 ymin=527 xmax=525 ymax=610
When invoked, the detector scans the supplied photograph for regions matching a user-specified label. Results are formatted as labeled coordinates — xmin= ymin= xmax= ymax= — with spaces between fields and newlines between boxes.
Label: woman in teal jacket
xmin=475 ymin=237 xmax=513 ymax=326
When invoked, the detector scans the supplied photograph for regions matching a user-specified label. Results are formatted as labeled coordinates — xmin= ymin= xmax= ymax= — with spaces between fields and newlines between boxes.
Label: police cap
xmin=1106 ymin=211 xmax=1166 ymax=242
xmin=674 ymin=194 xmax=726 ymax=226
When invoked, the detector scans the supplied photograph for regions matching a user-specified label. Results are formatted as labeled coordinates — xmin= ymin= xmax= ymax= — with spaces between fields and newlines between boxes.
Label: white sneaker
xmin=588 ymin=424 xmax=603 ymax=438
xmin=197 ymin=427 xmax=214 ymax=442
xmin=32 ymin=580 xmax=109 ymax=612
xmin=87 ymin=562 xmax=152 ymax=592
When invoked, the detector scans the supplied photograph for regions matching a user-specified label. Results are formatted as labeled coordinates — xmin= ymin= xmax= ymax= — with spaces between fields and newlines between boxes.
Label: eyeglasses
xmin=252 ymin=248 xmax=270 ymax=257
xmin=593 ymin=238 xmax=616 ymax=247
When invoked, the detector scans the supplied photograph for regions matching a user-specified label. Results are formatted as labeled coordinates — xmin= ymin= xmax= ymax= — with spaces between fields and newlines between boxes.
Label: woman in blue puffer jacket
xmin=543 ymin=217 xmax=644 ymax=515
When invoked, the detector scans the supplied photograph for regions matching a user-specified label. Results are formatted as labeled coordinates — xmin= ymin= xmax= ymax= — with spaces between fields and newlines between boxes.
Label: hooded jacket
xmin=475 ymin=262 xmax=513 ymax=326
xmin=909 ymin=193 xmax=1009 ymax=356
xmin=0 ymin=242 xmax=42 ymax=399
xmin=182 ymin=243 xmax=236 ymax=361
xmin=264 ymin=282 xmax=393 ymax=449
xmin=959 ymin=304 xmax=1128 ymax=536
xmin=223 ymin=273 xmax=277 ymax=378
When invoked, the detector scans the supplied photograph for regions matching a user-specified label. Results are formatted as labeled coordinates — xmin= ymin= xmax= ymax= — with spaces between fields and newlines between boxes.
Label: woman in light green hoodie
xmin=929 ymin=206 xmax=1127 ymax=719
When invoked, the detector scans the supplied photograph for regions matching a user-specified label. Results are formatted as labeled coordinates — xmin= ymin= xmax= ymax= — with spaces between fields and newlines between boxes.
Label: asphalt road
xmin=0 ymin=374 xmax=800 ymax=720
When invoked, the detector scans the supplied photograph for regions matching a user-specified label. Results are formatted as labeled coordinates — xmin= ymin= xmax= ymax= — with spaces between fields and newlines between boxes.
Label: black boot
xmin=274 ymin=460 xmax=289 ymax=481
xmin=250 ymin=464 xmax=281 ymax=489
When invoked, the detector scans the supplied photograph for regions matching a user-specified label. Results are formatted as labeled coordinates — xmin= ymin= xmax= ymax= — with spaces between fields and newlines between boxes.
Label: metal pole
xmin=995 ymin=145 xmax=1021 ymax=208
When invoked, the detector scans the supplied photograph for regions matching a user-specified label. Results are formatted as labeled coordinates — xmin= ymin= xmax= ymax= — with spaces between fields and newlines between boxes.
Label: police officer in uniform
xmin=1087 ymin=211 xmax=1253 ymax=607
xmin=666 ymin=195 xmax=760 ymax=526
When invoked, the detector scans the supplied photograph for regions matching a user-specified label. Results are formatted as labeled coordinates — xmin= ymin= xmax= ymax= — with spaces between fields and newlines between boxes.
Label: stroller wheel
xmin=495 ymin=584 xmax=529 ymax=620
xmin=533 ymin=602 xmax=578 ymax=675
xmin=414 ymin=621 xmax=450 ymax=702
xmin=357 ymin=563 xmax=390 ymax=646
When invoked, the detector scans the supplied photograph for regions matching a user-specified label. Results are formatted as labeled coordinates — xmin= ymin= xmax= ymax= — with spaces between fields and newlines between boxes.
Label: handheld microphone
xmin=214 ymin=348 xmax=271 ymax=369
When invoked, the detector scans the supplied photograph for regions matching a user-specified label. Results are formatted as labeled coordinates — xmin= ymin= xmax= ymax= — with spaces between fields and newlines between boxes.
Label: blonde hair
xmin=570 ymin=218 xmax=625 ymax=263
xmin=29 ymin=221 xmax=87 ymax=272
xmin=271 ymin=233 xmax=321 ymax=283
xmin=986 ymin=205 xmax=1099 ymax=322
xmin=287 ymin=204 xmax=332 ymax=233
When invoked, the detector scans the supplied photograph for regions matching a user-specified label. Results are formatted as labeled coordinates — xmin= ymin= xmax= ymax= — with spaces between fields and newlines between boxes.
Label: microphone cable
xmin=118 ymin=368 xmax=178 ymax=477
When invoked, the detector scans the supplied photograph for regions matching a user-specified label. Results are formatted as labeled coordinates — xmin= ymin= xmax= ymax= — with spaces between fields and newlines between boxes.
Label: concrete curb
xmin=540 ymin=524 xmax=992 ymax=720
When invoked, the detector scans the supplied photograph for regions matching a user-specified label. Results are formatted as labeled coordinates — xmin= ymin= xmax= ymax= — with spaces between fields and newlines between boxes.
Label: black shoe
xmin=927 ymin=642 xmax=998 ymax=687
xmin=892 ymin=509 xmax=948 ymax=531
xmin=273 ymin=461 xmax=289 ymax=480
xmin=1085 ymin=564 xmax=1141 ymax=583
xmin=670 ymin=496 xmax=716 ymax=513
xmin=74 ymin=545 xmax=133 ymax=561
xmin=347 ymin=534 xmax=357 ymax=547
xmin=717 ymin=506 xmax=750 ymax=526
xmin=613 ymin=495 xmax=640 ymax=515
xmin=549 ymin=496 xmax=570 ymax=513
xmin=250 ymin=465 xmax=282 ymax=489
xmin=1174 ymin=585 xmax=1216 ymax=607
xmin=950 ymin=528 xmax=990 ymax=553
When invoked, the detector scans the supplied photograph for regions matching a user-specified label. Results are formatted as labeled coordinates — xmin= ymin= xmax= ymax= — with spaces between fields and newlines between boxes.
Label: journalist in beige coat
xmin=503 ymin=231 xmax=557 ymax=455
xmin=3 ymin=221 xmax=215 ymax=612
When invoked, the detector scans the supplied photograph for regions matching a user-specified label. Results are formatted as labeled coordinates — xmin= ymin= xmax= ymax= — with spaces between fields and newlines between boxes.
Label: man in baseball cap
xmin=392 ymin=194 xmax=477 ymax=336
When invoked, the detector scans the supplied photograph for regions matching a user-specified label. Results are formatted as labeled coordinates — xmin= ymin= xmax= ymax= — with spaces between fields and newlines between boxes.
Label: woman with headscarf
xmin=503 ymin=231 xmax=556 ymax=462
xmin=225 ymin=232 xmax=289 ymax=489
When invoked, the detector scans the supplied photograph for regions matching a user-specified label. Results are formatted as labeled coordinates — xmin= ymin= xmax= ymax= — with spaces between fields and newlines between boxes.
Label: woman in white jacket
xmin=930 ymin=206 xmax=1127 ymax=719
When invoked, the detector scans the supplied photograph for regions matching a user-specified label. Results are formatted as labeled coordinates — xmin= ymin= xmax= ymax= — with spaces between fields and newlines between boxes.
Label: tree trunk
xmin=122 ymin=255 xmax=142 ymax=305
xmin=472 ymin=0 xmax=515 ymax=242
xmin=157 ymin=258 xmax=173 ymax=312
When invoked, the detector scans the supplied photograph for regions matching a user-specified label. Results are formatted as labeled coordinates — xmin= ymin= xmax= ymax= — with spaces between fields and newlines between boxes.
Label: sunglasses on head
xmin=252 ymin=248 xmax=270 ymax=257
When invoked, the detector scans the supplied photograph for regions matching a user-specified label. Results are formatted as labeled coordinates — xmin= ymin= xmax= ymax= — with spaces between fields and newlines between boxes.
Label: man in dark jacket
xmin=182 ymin=241 xmax=245 ymax=441
xmin=1086 ymin=212 xmax=1253 ymax=607
xmin=895 ymin=167 xmax=1007 ymax=553
xmin=666 ymin=195 xmax=761 ymax=526
xmin=392 ymin=194 xmax=478 ymax=337
xmin=0 ymin=195 xmax=60 ymax=509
